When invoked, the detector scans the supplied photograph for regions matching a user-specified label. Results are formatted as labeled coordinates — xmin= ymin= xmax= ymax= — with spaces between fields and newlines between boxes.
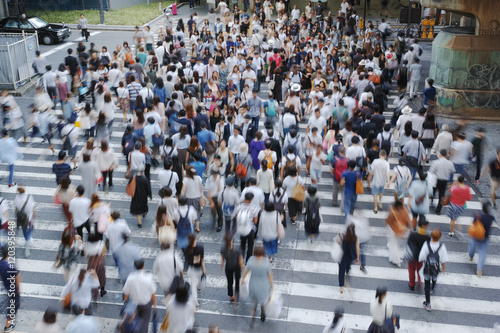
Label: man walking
xmin=429 ymin=149 xmax=455 ymax=215
xmin=403 ymin=131 xmax=425 ymax=180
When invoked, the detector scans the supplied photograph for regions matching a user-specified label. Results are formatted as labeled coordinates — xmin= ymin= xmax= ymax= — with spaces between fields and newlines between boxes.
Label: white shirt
xmin=228 ymin=134 xmax=245 ymax=153
xmin=307 ymin=115 xmax=327 ymax=133
xmin=418 ymin=241 xmax=448 ymax=264
xmin=282 ymin=175 xmax=305 ymax=198
xmin=123 ymin=270 xmax=157 ymax=305
xmin=14 ymin=193 xmax=35 ymax=222
xmin=164 ymin=296 xmax=196 ymax=332
xmin=129 ymin=150 xmax=146 ymax=172
xmin=158 ymin=169 xmax=179 ymax=195
xmin=346 ymin=145 xmax=366 ymax=162
xmin=256 ymin=168 xmax=274 ymax=193
xmin=240 ymin=185 xmax=265 ymax=209
xmin=370 ymin=158 xmax=390 ymax=187
xmin=182 ymin=176 xmax=203 ymax=199
xmin=242 ymin=70 xmax=257 ymax=90
xmin=153 ymin=248 xmax=184 ymax=291
xmin=291 ymin=8 xmax=301 ymax=20
xmin=104 ymin=219 xmax=131 ymax=253
xmin=62 ymin=274 xmax=100 ymax=309
xmin=310 ymin=152 xmax=326 ymax=171
xmin=259 ymin=210 xmax=279 ymax=241
xmin=172 ymin=205 xmax=198 ymax=224
xmin=69 ymin=196 xmax=91 ymax=228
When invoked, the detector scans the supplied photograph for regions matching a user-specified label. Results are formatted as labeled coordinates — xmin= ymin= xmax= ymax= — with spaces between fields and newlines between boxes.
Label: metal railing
xmin=0 ymin=32 xmax=39 ymax=90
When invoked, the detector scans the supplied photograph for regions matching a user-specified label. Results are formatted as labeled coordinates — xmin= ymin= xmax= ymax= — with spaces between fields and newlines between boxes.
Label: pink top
xmin=450 ymin=184 xmax=472 ymax=206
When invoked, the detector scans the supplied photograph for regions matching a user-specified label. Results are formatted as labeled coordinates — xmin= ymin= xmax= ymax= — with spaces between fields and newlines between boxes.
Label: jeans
xmin=468 ymin=238 xmax=488 ymax=273
xmin=107 ymin=120 xmax=114 ymax=136
xmin=256 ymin=70 xmax=262 ymax=90
xmin=240 ymin=230 xmax=255 ymax=263
xmin=343 ymin=192 xmax=357 ymax=219
xmin=225 ymin=267 xmax=241 ymax=297
xmin=359 ymin=242 xmax=367 ymax=267
xmin=8 ymin=164 xmax=14 ymax=185
xmin=408 ymin=260 xmax=423 ymax=287
xmin=251 ymin=116 xmax=259 ymax=131
xmin=409 ymin=166 xmax=418 ymax=181
xmin=21 ymin=224 xmax=33 ymax=241
xmin=451 ymin=163 xmax=466 ymax=182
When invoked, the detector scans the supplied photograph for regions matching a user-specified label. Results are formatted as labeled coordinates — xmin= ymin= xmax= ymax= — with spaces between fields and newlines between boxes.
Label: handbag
xmin=126 ymin=176 xmax=136 ymax=197
xmin=330 ymin=235 xmax=343 ymax=263
xmin=160 ymin=312 xmax=169 ymax=331
xmin=355 ymin=176 xmax=364 ymax=195
xmin=264 ymin=291 xmax=283 ymax=319
xmin=440 ymin=194 xmax=451 ymax=206
xmin=291 ymin=178 xmax=305 ymax=202
xmin=268 ymin=74 xmax=276 ymax=90
xmin=63 ymin=292 xmax=72 ymax=308
xmin=468 ymin=215 xmax=486 ymax=240
xmin=277 ymin=212 xmax=285 ymax=240
xmin=239 ymin=274 xmax=250 ymax=299
xmin=205 ymin=140 xmax=216 ymax=154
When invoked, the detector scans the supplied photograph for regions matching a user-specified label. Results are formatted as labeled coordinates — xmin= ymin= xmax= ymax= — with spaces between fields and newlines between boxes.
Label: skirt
xmin=87 ymin=255 xmax=106 ymax=287
xmin=263 ymin=238 xmax=278 ymax=256
xmin=446 ymin=202 xmax=465 ymax=220
xmin=187 ymin=197 xmax=201 ymax=221
xmin=117 ymin=97 xmax=130 ymax=112
xmin=58 ymin=82 xmax=69 ymax=100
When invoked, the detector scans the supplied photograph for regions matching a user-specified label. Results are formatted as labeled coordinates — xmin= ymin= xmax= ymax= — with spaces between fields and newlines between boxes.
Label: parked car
xmin=0 ymin=16 xmax=71 ymax=45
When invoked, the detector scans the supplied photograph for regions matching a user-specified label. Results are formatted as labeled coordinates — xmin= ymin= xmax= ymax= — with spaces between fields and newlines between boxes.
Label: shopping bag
xmin=239 ymin=274 xmax=250 ymax=300
xmin=355 ymin=177 xmax=364 ymax=194
xmin=277 ymin=223 xmax=285 ymax=240
xmin=330 ymin=236 xmax=343 ymax=263
xmin=264 ymin=291 xmax=283 ymax=319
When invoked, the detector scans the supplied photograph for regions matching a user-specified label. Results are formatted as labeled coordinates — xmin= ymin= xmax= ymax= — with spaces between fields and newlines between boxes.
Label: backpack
xmin=380 ymin=133 xmax=392 ymax=155
xmin=177 ymin=207 xmax=192 ymax=239
xmin=334 ymin=157 xmax=348 ymax=182
xmin=263 ymin=151 xmax=273 ymax=169
xmin=284 ymin=156 xmax=297 ymax=177
xmin=123 ymin=134 xmax=135 ymax=156
xmin=163 ymin=145 xmax=175 ymax=166
xmin=236 ymin=208 xmax=252 ymax=236
xmin=235 ymin=156 xmax=249 ymax=179
xmin=16 ymin=196 xmax=30 ymax=228
xmin=355 ymin=153 xmax=366 ymax=169
xmin=266 ymin=100 xmax=277 ymax=117
xmin=423 ymin=242 xmax=442 ymax=277
xmin=273 ymin=190 xmax=286 ymax=212
xmin=306 ymin=197 xmax=321 ymax=229
xmin=145 ymin=90 xmax=154 ymax=109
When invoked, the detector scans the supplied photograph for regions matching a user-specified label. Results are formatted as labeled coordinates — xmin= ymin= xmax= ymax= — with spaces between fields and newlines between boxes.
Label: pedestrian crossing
xmin=1 ymin=85 xmax=499 ymax=332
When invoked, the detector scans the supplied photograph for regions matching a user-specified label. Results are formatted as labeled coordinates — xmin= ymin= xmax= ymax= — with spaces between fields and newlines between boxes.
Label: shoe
xmin=73 ymin=166 xmax=78 ymax=170
xmin=339 ymin=287 xmax=344 ymax=294
xmin=261 ymin=311 xmax=266 ymax=322
xmin=109 ymin=185 xmax=113 ymax=190
xmin=467 ymin=254 xmax=473 ymax=261
xmin=408 ymin=284 xmax=415 ymax=291
xmin=448 ymin=232 xmax=454 ymax=237
xmin=138 ymin=223 xmax=142 ymax=228
xmin=100 ymin=288 xmax=107 ymax=297
xmin=435 ymin=209 xmax=441 ymax=215
xmin=25 ymin=246 xmax=30 ymax=257
xmin=290 ymin=220 xmax=297 ymax=225
xmin=477 ymin=271 xmax=483 ymax=277
xmin=8 ymin=183 xmax=16 ymax=187
xmin=216 ymin=226 xmax=222 ymax=232
xmin=373 ymin=209 xmax=378 ymax=214
xmin=360 ymin=265 xmax=367 ymax=273
xmin=423 ymin=301 xmax=431 ymax=311
xmin=476 ymin=180 xmax=481 ymax=184
xmin=4 ymin=323 xmax=15 ymax=332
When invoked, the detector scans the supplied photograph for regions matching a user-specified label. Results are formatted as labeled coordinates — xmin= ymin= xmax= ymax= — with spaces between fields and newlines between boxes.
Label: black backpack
xmin=380 ymin=133 xmax=392 ymax=155
xmin=305 ymin=197 xmax=321 ymax=229
xmin=423 ymin=242 xmax=442 ymax=277
xmin=16 ymin=196 xmax=30 ymax=228
xmin=273 ymin=190 xmax=286 ymax=213
xmin=163 ymin=145 xmax=175 ymax=166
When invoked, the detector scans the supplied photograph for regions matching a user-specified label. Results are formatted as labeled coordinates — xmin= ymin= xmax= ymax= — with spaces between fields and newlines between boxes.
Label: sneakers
xmin=448 ymin=232 xmax=455 ymax=237
xmin=290 ymin=219 xmax=297 ymax=225
xmin=4 ymin=323 xmax=15 ymax=332
xmin=467 ymin=254 xmax=473 ymax=262
xmin=476 ymin=180 xmax=481 ymax=184
xmin=25 ymin=246 xmax=30 ymax=257
xmin=477 ymin=271 xmax=483 ymax=277
xmin=423 ymin=301 xmax=431 ymax=311
xmin=408 ymin=284 xmax=415 ymax=291
xmin=216 ymin=226 xmax=222 ymax=232
xmin=360 ymin=265 xmax=367 ymax=273
xmin=8 ymin=183 xmax=16 ymax=188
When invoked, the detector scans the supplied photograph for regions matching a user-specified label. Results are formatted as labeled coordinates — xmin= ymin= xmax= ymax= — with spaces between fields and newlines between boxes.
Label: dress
xmin=130 ymin=175 xmax=152 ymax=215
xmin=79 ymin=160 xmax=100 ymax=199
xmin=272 ymin=74 xmax=283 ymax=102
xmin=249 ymin=139 xmax=265 ymax=170
xmin=246 ymin=256 xmax=271 ymax=304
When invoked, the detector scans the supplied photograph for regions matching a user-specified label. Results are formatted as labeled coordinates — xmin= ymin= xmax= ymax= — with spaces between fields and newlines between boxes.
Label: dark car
xmin=0 ymin=16 xmax=71 ymax=45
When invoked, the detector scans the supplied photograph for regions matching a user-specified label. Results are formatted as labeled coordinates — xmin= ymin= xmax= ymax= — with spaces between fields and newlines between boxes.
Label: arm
xmin=268 ymin=271 xmax=274 ymax=290
xmin=340 ymin=176 xmax=345 ymax=186
xmin=355 ymin=238 xmax=360 ymax=263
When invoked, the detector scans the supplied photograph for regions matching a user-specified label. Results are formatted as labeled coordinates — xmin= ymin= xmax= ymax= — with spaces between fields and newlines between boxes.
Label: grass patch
xmin=27 ymin=1 xmax=174 ymax=26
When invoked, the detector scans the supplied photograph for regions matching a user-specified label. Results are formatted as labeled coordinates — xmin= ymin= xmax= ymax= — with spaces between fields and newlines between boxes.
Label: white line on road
xmin=73 ymin=31 xmax=103 ymax=42
xmin=40 ymin=42 xmax=74 ymax=58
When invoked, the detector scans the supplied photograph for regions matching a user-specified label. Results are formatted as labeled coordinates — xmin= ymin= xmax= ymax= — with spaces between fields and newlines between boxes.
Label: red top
xmin=450 ymin=184 xmax=472 ymax=206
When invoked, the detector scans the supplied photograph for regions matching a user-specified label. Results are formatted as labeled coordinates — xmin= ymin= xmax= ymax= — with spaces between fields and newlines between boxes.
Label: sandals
xmin=194 ymin=227 xmax=200 ymax=233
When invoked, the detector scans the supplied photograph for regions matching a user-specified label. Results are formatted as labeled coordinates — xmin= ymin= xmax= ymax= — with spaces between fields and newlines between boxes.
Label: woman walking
xmin=338 ymin=224 xmax=359 ymax=294
xmin=14 ymin=187 xmax=35 ymax=257
xmin=181 ymin=165 xmax=204 ymax=233
xmin=256 ymin=158 xmax=274 ymax=204
xmin=385 ymin=199 xmax=411 ymax=267
xmin=387 ymin=159 xmax=412 ymax=204
xmin=446 ymin=175 xmax=472 ymax=237
xmin=53 ymin=177 xmax=76 ymax=222
xmin=220 ymin=233 xmax=244 ymax=307
xmin=468 ymin=202 xmax=494 ymax=277
xmin=259 ymin=202 xmax=281 ymax=263
xmin=129 ymin=171 xmax=152 ymax=228
xmin=55 ymin=228 xmax=79 ymax=282
xmin=78 ymin=154 xmax=100 ymax=199
xmin=185 ymin=234 xmax=206 ymax=307
xmin=85 ymin=232 xmax=107 ymax=298
xmin=92 ymin=140 xmax=119 ymax=192
xmin=367 ymin=287 xmax=395 ymax=332
xmin=89 ymin=193 xmax=109 ymax=239
xmin=241 ymin=246 xmax=273 ymax=325
xmin=419 ymin=229 xmax=448 ymax=311
xmin=61 ymin=269 xmax=100 ymax=315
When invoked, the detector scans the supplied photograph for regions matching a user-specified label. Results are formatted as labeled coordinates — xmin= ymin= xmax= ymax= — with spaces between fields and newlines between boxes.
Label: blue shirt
xmin=341 ymin=170 xmax=360 ymax=194
xmin=247 ymin=96 xmax=263 ymax=118
xmin=196 ymin=129 xmax=215 ymax=150
xmin=422 ymin=86 xmax=436 ymax=106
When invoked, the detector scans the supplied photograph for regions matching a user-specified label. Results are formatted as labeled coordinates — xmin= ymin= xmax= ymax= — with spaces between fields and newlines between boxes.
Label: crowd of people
xmin=0 ymin=0 xmax=497 ymax=332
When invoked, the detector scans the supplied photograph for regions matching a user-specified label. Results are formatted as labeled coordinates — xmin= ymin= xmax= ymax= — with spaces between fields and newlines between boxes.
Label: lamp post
xmin=98 ymin=0 xmax=105 ymax=25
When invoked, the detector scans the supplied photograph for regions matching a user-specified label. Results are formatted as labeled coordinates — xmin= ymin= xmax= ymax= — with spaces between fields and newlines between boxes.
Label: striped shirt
xmin=52 ymin=163 xmax=72 ymax=184
xmin=127 ymin=82 xmax=142 ymax=102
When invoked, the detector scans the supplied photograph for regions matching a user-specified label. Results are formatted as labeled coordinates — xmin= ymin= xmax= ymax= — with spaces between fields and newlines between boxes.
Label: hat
xmin=359 ymin=60 xmax=366 ymax=66
xmin=291 ymin=83 xmax=301 ymax=92
xmin=268 ymin=39 xmax=275 ymax=46
xmin=401 ymin=105 xmax=412 ymax=114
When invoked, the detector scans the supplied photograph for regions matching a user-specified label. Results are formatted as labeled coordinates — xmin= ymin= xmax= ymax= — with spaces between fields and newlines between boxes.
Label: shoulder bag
xmin=291 ymin=177 xmax=305 ymax=202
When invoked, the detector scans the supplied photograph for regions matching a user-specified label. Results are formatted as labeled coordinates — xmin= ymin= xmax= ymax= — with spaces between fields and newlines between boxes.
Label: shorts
xmin=288 ymin=198 xmax=302 ymax=218
xmin=371 ymin=186 xmax=384 ymax=195
xmin=69 ymin=145 xmax=77 ymax=158
xmin=310 ymin=168 xmax=321 ymax=182
xmin=491 ymin=177 xmax=500 ymax=193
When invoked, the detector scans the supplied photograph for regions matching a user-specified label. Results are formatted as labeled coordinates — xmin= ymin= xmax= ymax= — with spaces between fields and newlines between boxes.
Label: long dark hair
xmin=343 ymin=224 xmax=357 ymax=243
xmin=77 ymin=269 xmax=86 ymax=289
xmin=188 ymin=234 xmax=197 ymax=254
